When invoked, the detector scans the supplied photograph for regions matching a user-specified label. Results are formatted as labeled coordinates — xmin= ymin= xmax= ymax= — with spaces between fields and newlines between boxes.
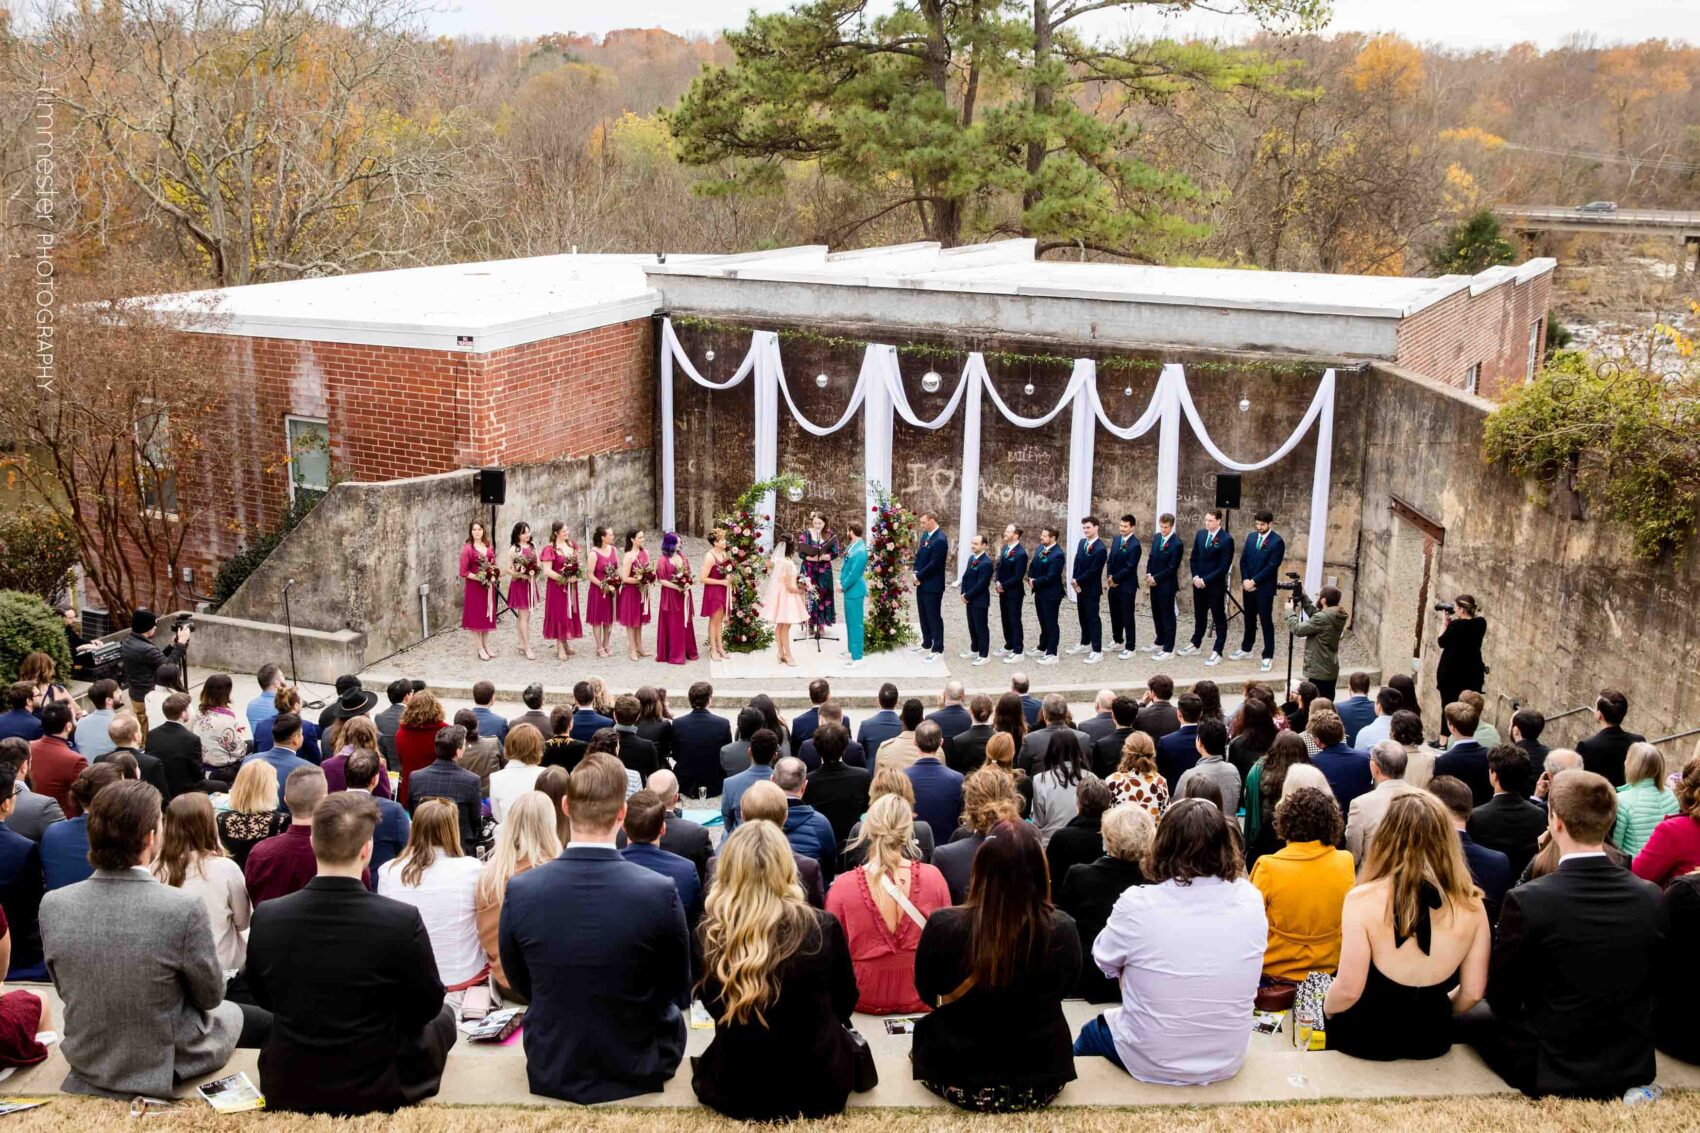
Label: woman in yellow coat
xmin=1249 ymin=787 xmax=1356 ymax=982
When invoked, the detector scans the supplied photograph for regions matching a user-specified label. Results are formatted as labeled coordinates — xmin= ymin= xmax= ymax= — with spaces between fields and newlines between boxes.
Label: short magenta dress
xmin=655 ymin=557 xmax=698 ymax=665
xmin=700 ymin=554 xmax=730 ymax=618
xmin=586 ymin=547 xmax=619 ymax=627
xmin=617 ymin=550 xmax=651 ymax=628
xmin=460 ymin=543 xmax=498 ymax=632
xmin=506 ymin=545 xmax=540 ymax=611
xmin=540 ymin=543 xmax=583 ymax=640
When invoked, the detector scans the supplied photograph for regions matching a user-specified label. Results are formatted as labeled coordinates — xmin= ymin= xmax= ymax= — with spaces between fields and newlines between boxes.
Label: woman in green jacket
xmin=1612 ymin=742 xmax=1680 ymax=856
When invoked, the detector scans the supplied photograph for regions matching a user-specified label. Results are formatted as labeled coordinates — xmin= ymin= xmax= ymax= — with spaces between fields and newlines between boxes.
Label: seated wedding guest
xmin=147 ymin=693 xmax=204 ymax=799
xmin=621 ymin=790 xmax=702 ymax=931
xmin=1047 ymin=776 xmax=1112 ymax=884
xmin=321 ymin=717 xmax=392 ymax=799
xmin=1468 ymin=746 xmax=1549 ymax=878
xmin=913 ymin=820 xmax=1082 ymax=1112
xmin=992 ymin=690 xmax=1029 ymax=756
xmin=635 ymin=686 xmax=675 ymax=768
xmin=906 ymin=723 xmax=964 ymax=842
xmin=1391 ymin=710 xmax=1435 ymax=788
xmin=378 ymin=799 xmax=486 ymax=997
xmin=773 ymin=757 xmax=836 ymax=883
xmin=721 ymin=728 xmax=779 ymax=833
xmin=856 ymin=683 xmax=904 ymax=754
xmin=1058 ymin=803 xmax=1154 ymax=1003
xmin=542 ymin=706 xmax=587 ymax=772
xmin=0 ymin=684 xmax=43 ymax=743
xmin=1020 ymin=693 xmax=1092 ymax=774
xmin=841 ymin=765 xmax=936 ymax=868
xmin=190 ymin=674 xmax=250 ymax=784
xmin=254 ymin=687 xmax=322 ymax=763
xmin=29 ymin=702 xmax=86 ymax=815
xmin=1459 ymin=771 xmax=1664 ymax=1098
xmin=42 ymin=764 xmax=123 ymax=892
xmin=1656 ymin=867 xmax=1700 ymax=1064
xmin=42 ymin=780 xmax=269 ymax=1097
xmin=719 ymin=707 xmax=764 ymax=778
xmin=453 ymin=710 xmax=503 ymax=795
xmin=749 ymin=693 xmax=792 ymax=759
xmin=0 ymin=766 xmax=45 ymax=980
xmin=1611 ymin=742 xmax=1679 ymax=857
xmin=649 ymin=770 xmax=713 ymax=882
xmin=693 ymin=821 xmax=861 ymax=1120
xmin=611 ymin=696 xmax=662 ymax=780
xmin=1326 ymin=791 xmax=1490 ymax=1061
xmin=945 ymin=694 xmax=996 ymax=776
xmin=799 ymin=702 xmax=867 ymax=772
xmin=1174 ymin=719 xmax=1241 ymax=817
xmin=0 ymin=899 xmax=50 ymax=1067
xmin=248 ymin=767 xmax=368 ymax=905
xmin=1434 ymin=702 xmax=1492 ymax=806
xmin=933 ymin=767 xmax=1022 ymax=904
xmin=499 ymin=753 xmax=691 ymax=1103
xmin=674 ymin=681 xmax=732 ymax=798
xmin=1074 ymin=798 xmax=1266 ymax=1084
xmin=244 ymin=712 xmax=314 ymax=786
xmin=0 ymin=738 xmax=62 ymax=843
xmin=717 ymin=782 xmax=826 ymax=908
xmin=1345 ymin=741 xmax=1415 ymax=866
xmin=343 ymin=750 xmax=410 ymax=881
xmin=1243 ymin=732 xmax=1313 ymax=865
xmin=153 ymin=793 xmax=250 ymax=972
xmin=535 ymin=766 xmax=570 ymax=845
xmin=217 ymin=760 xmax=290 ymax=869
xmin=1308 ymin=709 xmax=1371 ymax=819
xmin=246 ymin=791 xmax=456 ymax=1115
xmin=1227 ymin=695 xmax=1278 ymax=782
xmin=874 ymin=698 xmax=926 ymax=774
xmin=1152 ymin=692 xmax=1202 ymax=790
xmin=1429 ymin=775 xmax=1513 ymax=925
xmin=477 ymin=791 xmax=560 ymax=1003
xmin=1631 ymin=755 xmax=1700 ymax=887
xmin=979 ymin=731 xmax=1034 ymax=818
xmin=72 ymin=679 xmax=120 ymax=760
xmin=245 ymin=664 xmax=283 ymax=735
xmin=394 ymin=691 xmax=448 ymax=807
xmin=489 ymin=723 xmax=546 ymax=821
xmin=803 ymin=723 xmax=872 ymax=848
xmin=827 ymin=794 xmax=949 ymax=1015
xmin=1249 ymin=788 xmax=1354 ymax=983
xmin=405 ymin=726 xmax=483 ymax=853
xmin=1031 ymin=730 xmax=1093 ymax=847
xmin=1104 ymin=730 xmax=1168 ymax=819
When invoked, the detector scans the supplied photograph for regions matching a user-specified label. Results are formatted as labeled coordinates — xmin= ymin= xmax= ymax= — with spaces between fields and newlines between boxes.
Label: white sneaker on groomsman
xmin=973 ymin=655 xmax=990 ymax=666
xmin=1152 ymin=650 xmax=1173 ymax=661
xmin=1205 ymin=652 xmax=1222 ymax=666
xmin=1143 ymin=643 xmax=1161 ymax=653
xmin=1177 ymin=644 xmax=1198 ymax=657
xmin=1066 ymin=644 xmax=1088 ymax=655
xmin=1260 ymin=658 xmax=1273 ymax=672
xmin=993 ymin=647 xmax=1009 ymax=657
xmin=1118 ymin=649 xmax=1136 ymax=660
xmin=1229 ymin=649 xmax=1252 ymax=661
xmin=1038 ymin=654 xmax=1059 ymax=665
xmin=1083 ymin=651 xmax=1103 ymax=665
xmin=1004 ymin=652 xmax=1025 ymax=664
xmin=908 ymin=644 xmax=924 ymax=653
xmin=959 ymin=651 xmax=977 ymax=660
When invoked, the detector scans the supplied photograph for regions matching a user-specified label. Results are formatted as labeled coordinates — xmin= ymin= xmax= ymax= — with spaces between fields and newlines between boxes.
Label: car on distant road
xmin=1577 ymin=201 xmax=1619 ymax=213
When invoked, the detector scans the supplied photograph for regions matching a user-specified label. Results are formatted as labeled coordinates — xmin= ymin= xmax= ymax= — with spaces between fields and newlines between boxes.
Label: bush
xmin=0 ymin=589 xmax=72 ymax=686
xmin=0 ymin=507 xmax=78 ymax=605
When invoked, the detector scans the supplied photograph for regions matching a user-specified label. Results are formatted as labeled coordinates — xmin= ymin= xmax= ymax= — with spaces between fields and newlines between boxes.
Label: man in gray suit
xmin=1017 ymin=693 xmax=1093 ymax=773
xmin=0 ymin=737 xmax=64 ymax=841
xmin=40 ymin=780 xmax=269 ymax=1098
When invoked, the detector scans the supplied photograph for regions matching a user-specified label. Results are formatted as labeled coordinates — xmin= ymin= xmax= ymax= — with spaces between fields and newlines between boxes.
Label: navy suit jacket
xmin=1189 ymin=528 xmax=1234 ymax=586
xmin=1147 ymin=531 xmax=1183 ymax=588
xmin=1459 ymin=831 xmax=1512 ymax=926
xmin=1240 ymin=529 xmax=1286 ymax=589
xmin=914 ymin=529 xmax=949 ymax=595
xmin=960 ymin=553 xmax=993 ymax=607
xmin=621 ymin=842 xmax=703 ymax=929
xmin=673 ymin=709 xmax=733 ymax=797
xmin=856 ymin=709 xmax=903 ymax=755
xmin=1072 ymin=538 xmax=1106 ymax=595
xmin=906 ymin=758 xmax=965 ymax=844
xmin=499 ymin=847 xmax=690 ymax=1104
xmin=1335 ymin=696 xmax=1378 ymax=747
xmin=368 ymin=796 xmax=411 ymax=887
xmin=926 ymin=704 xmax=973 ymax=744
xmin=1155 ymin=724 xmax=1201 ymax=791
xmin=995 ymin=542 xmax=1028 ymax=588
xmin=1108 ymin=533 xmax=1142 ymax=588
xmin=569 ymin=709 xmax=614 ymax=742
xmin=1312 ymin=742 xmax=1374 ymax=818
xmin=1436 ymin=740 xmax=1493 ymax=807
xmin=1020 ymin=695 xmax=1043 ymax=727
xmin=1029 ymin=544 xmax=1065 ymax=596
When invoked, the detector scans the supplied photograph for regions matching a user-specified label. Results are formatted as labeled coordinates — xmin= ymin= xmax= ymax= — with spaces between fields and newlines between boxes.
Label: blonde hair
xmin=227 ymin=759 xmax=280 ymax=814
xmin=400 ymin=690 xmax=444 ymax=729
xmin=1359 ymin=790 xmax=1483 ymax=936
xmin=477 ymin=792 xmax=561 ymax=906
xmin=869 ymin=764 xmax=914 ymax=805
xmin=739 ymin=779 xmax=789 ymax=826
xmin=1624 ymin=742 xmax=1666 ymax=790
xmin=505 ymin=723 xmax=544 ymax=767
xmin=847 ymin=793 xmax=918 ymax=883
xmin=588 ymin=677 xmax=614 ymax=717
xmin=698 ymin=821 xmax=815 ymax=1027
xmin=394 ymin=798 xmax=462 ymax=887
xmin=961 ymin=765 xmax=1022 ymax=833
xmin=1101 ymin=803 xmax=1156 ymax=861
xmin=1116 ymin=731 xmax=1158 ymax=775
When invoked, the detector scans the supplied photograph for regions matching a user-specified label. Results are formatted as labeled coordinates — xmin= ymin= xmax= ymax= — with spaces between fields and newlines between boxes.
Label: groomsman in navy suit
xmin=958 ymin=535 xmax=994 ymax=666
xmin=1231 ymin=510 xmax=1286 ymax=672
xmin=1181 ymin=508 xmax=1235 ymax=666
xmin=1145 ymin=513 xmax=1184 ymax=660
xmin=1028 ymin=527 xmax=1066 ymax=664
xmin=911 ymin=513 xmax=949 ymax=662
xmin=1069 ymin=517 xmax=1108 ymax=664
xmin=994 ymin=524 xmax=1029 ymax=661
xmin=1107 ymin=513 xmax=1143 ymax=659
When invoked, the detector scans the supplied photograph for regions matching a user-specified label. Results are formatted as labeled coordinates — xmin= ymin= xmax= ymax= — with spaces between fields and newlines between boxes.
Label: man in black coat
xmin=97 ymin=714 xmax=170 ymax=800
xmin=1134 ymin=674 xmax=1180 ymax=742
xmin=800 ymin=724 xmax=872 ymax=849
xmin=1467 ymin=746 xmax=1550 ymax=879
xmin=246 ymin=793 xmax=455 ymax=1115
xmin=1092 ymin=696 xmax=1140 ymax=779
xmin=145 ymin=692 xmax=204 ymax=798
xmin=672 ymin=682 xmax=732 ymax=800
xmin=797 ymin=703 xmax=866 ymax=771
xmin=1574 ymin=689 xmax=1645 ymax=788
xmin=611 ymin=696 xmax=661 ymax=780
xmin=791 ymin=679 xmax=843 ymax=752
xmin=1434 ymin=702 xmax=1493 ymax=807
xmin=943 ymin=694 xmax=996 ymax=776
xmin=648 ymin=769 xmax=713 ymax=885
xmin=1459 ymin=771 xmax=1665 ymax=1099
xmin=1510 ymin=709 xmax=1550 ymax=784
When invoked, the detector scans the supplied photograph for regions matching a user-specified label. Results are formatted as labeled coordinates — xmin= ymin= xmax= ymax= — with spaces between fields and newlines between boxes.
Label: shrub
xmin=0 ymin=589 xmax=72 ymax=686
xmin=211 ymin=490 xmax=323 ymax=610
xmin=0 ymin=507 xmax=78 ymax=605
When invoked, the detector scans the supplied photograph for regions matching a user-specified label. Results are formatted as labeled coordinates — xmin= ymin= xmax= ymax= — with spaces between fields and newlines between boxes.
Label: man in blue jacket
xmin=1180 ymin=509 xmax=1235 ymax=666
xmin=912 ymin=513 xmax=950 ymax=662
xmin=1028 ymin=527 xmax=1066 ymax=664
xmin=1230 ymin=510 xmax=1285 ymax=672
xmin=1107 ymin=514 xmax=1143 ymax=659
xmin=958 ymin=535 xmax=994 ymax=665
xmin=774 ymin=757 xmax=837 ymax=884
xmin=1145 ymin=513 xmax=1184 ymax=660
xmin=994 ymin=524 xmax=1029 ymax=661
xmin=1309 ymin=711 xmax=1373 ymax=819
xmin=1069 ymin=517 xmax=1108 ymax=664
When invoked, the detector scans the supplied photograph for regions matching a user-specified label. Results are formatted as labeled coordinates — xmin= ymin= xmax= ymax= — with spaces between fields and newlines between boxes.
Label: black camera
xmin=172 ymin=613 xmax=195 ymax=633
xmin=1275 ymin=571 xmax=1302 ymax=593
xmin=1434 ymin=602 xmax=1455 ymax=614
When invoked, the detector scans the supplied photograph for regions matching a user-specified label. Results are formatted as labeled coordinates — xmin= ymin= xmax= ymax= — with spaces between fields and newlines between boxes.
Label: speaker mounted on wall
xmin=475 ymin=468 xmax=507 ymax=506
xmin=1214 ymin=473 xmax=1242 ymax=510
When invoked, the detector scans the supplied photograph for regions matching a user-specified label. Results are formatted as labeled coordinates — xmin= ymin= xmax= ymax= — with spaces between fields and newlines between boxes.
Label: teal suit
xmin=840 ymin=540 xmax=868 ymax=659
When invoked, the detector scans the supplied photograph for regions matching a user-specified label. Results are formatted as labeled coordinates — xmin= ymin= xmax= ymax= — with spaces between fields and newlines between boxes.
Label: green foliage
xmin=1544 ymin=312 xmax=1573 ymax=356
xmin=1427 ymin=209 xmax=1515 ymax=274
xmin=719 ymin=473 xmax=807 ymax=653
xmin=864 ymin=482 xmax=918 ymax=654
xmin=1483 ymin=351 xmax=1700 ymax=562
xmin=0 ymin=590 xmax=72 ymax=686
xmin=0 ymin=507 xmax=78 ymax=605
xmin=211 ymin=490 xmax=326 ymax=610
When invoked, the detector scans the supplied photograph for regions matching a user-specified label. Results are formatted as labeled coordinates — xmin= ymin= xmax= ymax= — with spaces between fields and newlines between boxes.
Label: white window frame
xmin=1526 ymin=320 xmax=1542 ymax=381
xmin=1465 ymin=363 xmax=1482 ymax=396
xmin=135 ymin=399 xmax=178 ymax=518
xmin=284 ymin=415 xmax=331 ymax=503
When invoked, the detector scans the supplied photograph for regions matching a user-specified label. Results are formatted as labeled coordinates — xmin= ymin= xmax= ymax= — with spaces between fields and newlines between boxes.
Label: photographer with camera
xmin=119 ymin=609 xmax=190 ymax=734
xmin=1434 ymin=595 xmax=1487 ymax=709
xmin=1283 ymin=578 xmax=1347 ymax=702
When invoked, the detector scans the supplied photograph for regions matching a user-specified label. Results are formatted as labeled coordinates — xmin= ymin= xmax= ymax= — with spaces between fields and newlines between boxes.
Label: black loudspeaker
xmin=476 ymin=468 xmax=507 ymax=506
xmin=1215 ymin=473 xmax=1242 ymax=510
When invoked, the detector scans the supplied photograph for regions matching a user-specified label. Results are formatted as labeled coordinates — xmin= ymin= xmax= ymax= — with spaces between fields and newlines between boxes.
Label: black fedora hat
xmin=334 ymin=686 xmax=379 ymax=718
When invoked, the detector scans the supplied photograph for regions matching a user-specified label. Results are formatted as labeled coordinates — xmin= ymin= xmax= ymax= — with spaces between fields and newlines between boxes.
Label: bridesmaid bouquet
xmin=513 ymin=549 xmax=541 ymax=583
xmin=676 ymin=562 xmax=695 ymax=588
xmin=636 ymin=563 xmax=659 ymax=587
xmin=598 ymin=562 xmax=620 ymax=596
xmin=558 ymin=551 xmax=581 ymax=580
xmin=476 ymin=559 xmax=503 ymax=587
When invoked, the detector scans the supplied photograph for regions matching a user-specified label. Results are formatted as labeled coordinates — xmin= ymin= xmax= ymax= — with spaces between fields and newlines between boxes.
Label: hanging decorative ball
xmin=921 ymin=370 xmax=943 ymax=394
xmin=1238 ymin=397 xmax=1252 ymax=413
xmin=1123 ymin=386 xmax=1133 ymax=397
xmin=786 ymin=483 xmax=805 ymax=503
xmin=815 ymin=372 xmax=829 ymax=388
xmin=704 ymin=348 xmax=716 ymax=362
xmin=1023 ymin=382 xmax=1036 ymax=396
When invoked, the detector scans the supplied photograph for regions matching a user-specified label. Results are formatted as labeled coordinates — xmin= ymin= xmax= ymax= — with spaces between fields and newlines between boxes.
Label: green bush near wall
xmin=0 ymin=589 xmax=73 ymax=685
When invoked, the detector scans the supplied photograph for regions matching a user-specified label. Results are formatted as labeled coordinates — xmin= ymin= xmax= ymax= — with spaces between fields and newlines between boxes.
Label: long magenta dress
xmin=460 ymin=543 xmax=498 ymax=631
xmin=586 ymin=547 xmax=619 ymax=627
xmin=506 ymin=545 xmax=540 ymax=611
xmin=539 ymin=543 xmax=583 ymax=640
xmin=616 ymin=550 xmax=651 ymax=627
xmin=700 ymin=554 xmax=730 ymax=617
xmin=655 ymin=557 xmax=698 ymax=665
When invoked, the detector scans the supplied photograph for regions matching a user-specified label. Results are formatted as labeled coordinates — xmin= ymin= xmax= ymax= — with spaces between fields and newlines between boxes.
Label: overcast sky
xmin=437 ymin=0 xmax=1699 ymax=48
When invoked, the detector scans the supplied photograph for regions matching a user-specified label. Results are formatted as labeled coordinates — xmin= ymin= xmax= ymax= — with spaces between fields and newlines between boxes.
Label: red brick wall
xmin=475 ymin=319 xmax=654 ymax=465
xmin=1394 ymin=271 xmax=1552 ymax=399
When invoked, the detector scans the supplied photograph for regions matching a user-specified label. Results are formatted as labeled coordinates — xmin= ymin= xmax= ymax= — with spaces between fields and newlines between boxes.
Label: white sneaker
xmin=1003 ymin=652 xmax=1024 ymax=664
xmin=922 ymin=652 xmax=938 ymax=663
xmin=993 ymin=647 xmax=1009 ymax=657
xmin=959 ymin=651 xmax=976 ymax=659
xmin=1083 ymin=652 xmax=1103 ymax=664
xmin=908 ymin=644 xmax=924 ymax=653
xmin=1143 ymin=643 xmax=1161 ymax=653
xmin=972 ymin=655 xmax=990 ymax=666
xmin=1066 ymin=644 xmax=1088 ymax=656
xmin=1205 ymin=652 xmax=1222 ymax=666
xmin=1177 ymin=644 xmax=1198 ymax=657
xmin=1038 ymin=654 xmax=1059 ymax=665
xmin=1229 ymin=649 xmax=1251 ymax=661
xmin=1260 ymin=658 xmax=1273 ymax=672
xmin=1118 ymin=649 xmax=1136 ymax=660
xmin=1152 ymin=650 xmax=1173 ymax=661
xmin=844 ymin=658 xmax=863 ymax=670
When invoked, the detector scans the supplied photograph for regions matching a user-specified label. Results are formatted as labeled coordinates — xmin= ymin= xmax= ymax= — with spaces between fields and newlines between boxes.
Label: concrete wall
xmin=216 ymin=449 xmax=655 ymax=668
xmin=1353 ymin=364 xmax=1700 ymax=743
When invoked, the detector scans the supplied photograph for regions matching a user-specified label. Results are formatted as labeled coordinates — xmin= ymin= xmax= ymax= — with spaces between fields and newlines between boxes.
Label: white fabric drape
xmin=1064 ymin=360 xmax=1099 ymax=596
xmin=752 ymin=334 xmax=780 ymax=549
xmin=955 ymin=356 xmax=987 ymax=582
xmin=659 ymin=318 xmax=764 ymax=534
xmin=862 ymin=345 xmax=897 ymax=525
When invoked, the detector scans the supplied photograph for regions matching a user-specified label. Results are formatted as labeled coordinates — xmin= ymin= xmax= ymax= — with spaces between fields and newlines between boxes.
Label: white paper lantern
xmin=1239 ymin=397 xmax=1252 ymax=412
xmin=1123 ymin=386 xmax=1133 ymax=397
xmin=786 ymin=483 xmax=805 ymax=503
xmin=921 ymin=370 xmax=942 ymax=394
xmin=815 ymin=372 xmax=829 ymax=388
xmin=704 ymin=348 xmax=715 ymax=362
xmin=1023 ymin=382 xmax=1036 ymax=396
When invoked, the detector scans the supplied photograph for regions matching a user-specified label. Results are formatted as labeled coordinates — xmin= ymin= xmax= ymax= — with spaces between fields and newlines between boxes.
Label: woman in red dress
xmin=699 ymin=526 xmax=733 ymax=661
xmin=655 ymin=532 xmax=698 ymax=666
xmin=538 ymin=520 xmax=583 ymax=661
xmin=617 ymin=528 xmax=653 ymax=661
xmin=505 ymin=521 xmax=542 ymax=661
xmin=395 ymin=690 xmax=448 ymax=807
xmin=460 ymin=520 xmax=500 ymax=661
xmin=585 ymin=526 xmax=619 ymax=659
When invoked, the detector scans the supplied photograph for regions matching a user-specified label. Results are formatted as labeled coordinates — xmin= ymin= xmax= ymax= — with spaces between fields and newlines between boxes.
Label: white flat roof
xmin=148 ymin=253 xmax=702 ymax=353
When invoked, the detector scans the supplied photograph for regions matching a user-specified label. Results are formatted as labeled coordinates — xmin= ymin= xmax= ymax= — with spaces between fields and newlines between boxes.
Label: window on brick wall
xmin=1526 ymin=320 xmax=1542 ymax=381
xmin=1465 ymin=363 xmax=1482 ymax=396
xmin=285 ymin=416 xmax=331 ymax=504
xmin=136 ymin=402 xmax=178 ymax=516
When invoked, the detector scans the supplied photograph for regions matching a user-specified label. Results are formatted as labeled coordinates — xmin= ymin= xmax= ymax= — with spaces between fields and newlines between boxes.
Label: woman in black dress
xmin=1434 ymin=594 xmax=1487 ymax=707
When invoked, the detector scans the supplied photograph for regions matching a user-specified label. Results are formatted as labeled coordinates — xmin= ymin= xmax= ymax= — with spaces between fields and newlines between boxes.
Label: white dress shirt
xmin=487 ymin=762 xmax=545 ymax=822
xmin=377 ymin=854 xmax=486 ymax=986
xmin=1093 ymin=876 xmax=1268 ymax=1085
xmin=1355 ymin=714 xmax=1392 ymax=751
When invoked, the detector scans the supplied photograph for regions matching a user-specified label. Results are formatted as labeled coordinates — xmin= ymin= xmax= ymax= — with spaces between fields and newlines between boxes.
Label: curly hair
xmin=1678 ymin=755 xmax=1700 ymax=817
xmin=1116 ymin=730 xmax=1158 ymax=776
xmin=1272 ymin=786 xmax=1343 ymax=845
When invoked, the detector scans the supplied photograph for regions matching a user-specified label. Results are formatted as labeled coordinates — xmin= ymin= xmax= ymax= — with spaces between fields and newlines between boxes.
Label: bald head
xmin=942 ymin=680 xmax=965 ymax=706
xmin=1545 ymin=748 xmax=1583 ymax=778
xmin=647 ymin=768 xmax=680 ymax=807
xmin=1094 ymin=689 xmax=1115 ymax=713
xmin=773 ymin=756 xmax=807 ymax=796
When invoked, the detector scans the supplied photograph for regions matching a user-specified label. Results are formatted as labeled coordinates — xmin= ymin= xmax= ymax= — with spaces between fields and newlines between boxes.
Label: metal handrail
xmin=1652 ymin=726 xmax=1700 ymax=748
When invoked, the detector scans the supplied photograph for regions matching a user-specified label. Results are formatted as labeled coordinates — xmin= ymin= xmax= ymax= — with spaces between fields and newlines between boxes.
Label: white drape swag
xmin=660 ymin=318 xmax=1334 ymax=594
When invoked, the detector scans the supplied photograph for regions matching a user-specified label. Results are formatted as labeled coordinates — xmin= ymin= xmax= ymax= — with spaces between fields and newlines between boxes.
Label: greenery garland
xmin=864 ymin=483 xmax=919 ymax=654
xmin=717 ymin=472 xmax=806 ymax=653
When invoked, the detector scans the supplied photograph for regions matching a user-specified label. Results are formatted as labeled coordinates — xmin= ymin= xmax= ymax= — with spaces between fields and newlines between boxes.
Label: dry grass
xmin=5 ymin=1095 xmax=1696 ymax=1132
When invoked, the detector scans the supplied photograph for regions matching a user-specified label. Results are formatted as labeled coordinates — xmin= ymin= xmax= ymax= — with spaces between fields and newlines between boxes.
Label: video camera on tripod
xmin=1276 ymin=571 xmax=1304 ymax=597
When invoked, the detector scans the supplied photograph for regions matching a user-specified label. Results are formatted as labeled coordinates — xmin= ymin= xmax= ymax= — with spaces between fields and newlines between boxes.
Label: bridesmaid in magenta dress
xmin=538 ymin=520 xmax=583 ymax=661
xmin=460 ymin=521 xmax=500 ymax=660
xmin=617 ymin=528 xmax=653 ymax=661
xmin=505 ymin=521 xmax=542 ymax=661
xmin=699 ymin=527 xmax=733 ymax=661
xmin=585 ymin=526 xmax=619 ymax=658
xmin=655 ymin=532 xmax=698 ymax=665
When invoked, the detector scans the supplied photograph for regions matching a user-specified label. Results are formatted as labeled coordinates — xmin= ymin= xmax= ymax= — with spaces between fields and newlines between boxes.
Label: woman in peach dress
xmin=759 ymin=537 xmax=811 ymax=668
